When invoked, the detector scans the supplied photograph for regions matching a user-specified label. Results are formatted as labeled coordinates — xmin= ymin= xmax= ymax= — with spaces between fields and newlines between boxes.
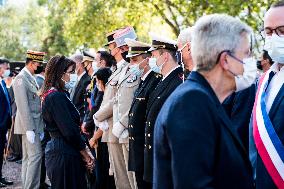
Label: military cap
xmin=82 ymin=51 xmax=95 ymax=63
xmin=148 ymin=32 xmax=178 ymax=52
xmin=113 ymin=26 xmax=137 ymax=48
xmin=26 ymin=50 xmax=46 ymax=63
xmin=125 ymin=38 xmax=151 ymax=58
xmin=104 ymin=29 xmax=121 ymax=46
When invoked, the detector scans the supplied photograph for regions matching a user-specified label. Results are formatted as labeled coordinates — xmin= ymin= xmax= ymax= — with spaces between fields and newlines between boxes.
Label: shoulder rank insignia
xmin=127 ymin=75 xmax=137 ymax=83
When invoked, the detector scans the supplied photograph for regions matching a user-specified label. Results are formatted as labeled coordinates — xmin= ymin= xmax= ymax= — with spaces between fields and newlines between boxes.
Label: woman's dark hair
xmin=95 ymin=67 xmax=112 ymax=85
xmin=263 ymin=50 xmax=274 ymax=65
xmin=98 ymin=51 xmax=116 ymax=68
xmin=40 ymin=55 xmax=76 ymax=96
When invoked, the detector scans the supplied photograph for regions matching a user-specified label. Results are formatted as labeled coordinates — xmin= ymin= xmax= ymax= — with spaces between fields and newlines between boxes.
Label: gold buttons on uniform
xmin=148 ymin=133 xmax=151 ymax=137
xmin=149 ymin=145 xmax=151 ymax=149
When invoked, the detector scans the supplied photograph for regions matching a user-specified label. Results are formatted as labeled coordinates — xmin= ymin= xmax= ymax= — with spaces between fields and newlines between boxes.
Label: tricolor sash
xmin=253 ymin=71 xmax=284 ymax=188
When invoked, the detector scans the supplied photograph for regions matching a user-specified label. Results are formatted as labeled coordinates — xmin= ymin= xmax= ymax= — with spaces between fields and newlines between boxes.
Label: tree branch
xmin=153 ymin=4 xmax=179 ymax=36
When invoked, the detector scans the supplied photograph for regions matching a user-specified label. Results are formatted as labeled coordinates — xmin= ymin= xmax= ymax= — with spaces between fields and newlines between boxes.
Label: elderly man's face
xmin=178 ymin=41 xmax=193 ymax=71
xmin=264 ymin=6 xmax=284 ymax=36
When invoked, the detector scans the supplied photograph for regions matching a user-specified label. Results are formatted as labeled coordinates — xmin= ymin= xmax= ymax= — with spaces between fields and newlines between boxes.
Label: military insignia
xmin=127 ymin=75 xmax=137 ymax=83
xmin=110 ymin=80 xmax=118 ymax=86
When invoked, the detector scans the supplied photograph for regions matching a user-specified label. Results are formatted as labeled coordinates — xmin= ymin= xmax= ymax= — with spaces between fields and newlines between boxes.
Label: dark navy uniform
xmin=144 ymin=67 xmax=183 ymax=183
xmin=128 ymin=71 xmax=161 ymax=188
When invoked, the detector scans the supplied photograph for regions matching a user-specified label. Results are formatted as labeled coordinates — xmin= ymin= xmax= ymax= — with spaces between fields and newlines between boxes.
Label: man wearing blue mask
xmin=144 ymin=33 xmax=183 ymax=186
xmin=250 ymin=1 xmax=284 ymax=189
xmin=0 ymin=58 xmax=13 ymax=188
xmin=126 ymin=39 xmax=162 ymax=189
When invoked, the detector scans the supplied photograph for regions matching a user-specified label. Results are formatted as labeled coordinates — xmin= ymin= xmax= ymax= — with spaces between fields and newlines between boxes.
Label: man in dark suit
xmin=144 ymin=33 xmax=183 ymax=185
xmin=70 ymin=53 xmax=91 ymax=123
xmin=0 ymin=58 xmax=13 ymax=187
xmin=126 ymin=39 xmax=162 ymax=189
xmin=153 ymin=14 xmax=255 ymax=189
xmin=249 ymin=2 xmax=284 ymax=188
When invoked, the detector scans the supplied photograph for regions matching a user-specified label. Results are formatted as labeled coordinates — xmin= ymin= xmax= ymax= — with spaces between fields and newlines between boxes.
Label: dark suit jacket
xmin=222 ymin=85 xmax=256 ymax=152
xmin=250 ymin=82 xmax=284 ymax=189
xmin=0 ymin=81 xmax=11 ymax=131
xmin=144 ymin=67 xmax=183 ymax=182
xmin=128 ymin=71 xmax=162 ymax=172
xmin=71 ymin=73 xmax=91 ymax=122
xmin=153 ymin=71 xmax=254 ymax=189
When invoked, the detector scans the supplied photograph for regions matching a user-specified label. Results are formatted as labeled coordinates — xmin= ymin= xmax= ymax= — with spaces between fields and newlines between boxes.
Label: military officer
xmin=126 ymin=39 xmax=162 ymax=189
xmin=94 ymin=27 xmax=137 ymax=189
xmin=144 ymin=33 xmax=183 ymax=184
xmin=13 ymin=50 xmax=45 ymax=189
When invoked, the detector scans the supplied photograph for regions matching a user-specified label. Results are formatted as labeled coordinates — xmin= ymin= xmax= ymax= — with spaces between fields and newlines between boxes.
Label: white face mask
xmin=265 ymin=34 xmax=284 ymax=63
xmin=63 ymin=73 xmax=78 ymax=90
xmin=3 ymin=69 xmax=10 ymax=78
xmin=234 ymin=57 xmax=257 ymax=92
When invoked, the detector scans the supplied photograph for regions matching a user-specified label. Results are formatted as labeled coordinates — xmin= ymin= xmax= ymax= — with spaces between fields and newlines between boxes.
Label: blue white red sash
xmin=253 ymin=71 xmax=284 ymax=188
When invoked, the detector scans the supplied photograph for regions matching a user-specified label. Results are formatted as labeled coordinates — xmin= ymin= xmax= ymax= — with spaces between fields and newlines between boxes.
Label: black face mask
xmin=34 ymin=65 xmax=44 ymax=74
xmin=121 ymin=51 xmax=130 ymax=63
xmin=257 ymin=60 xmax=263 ymax=70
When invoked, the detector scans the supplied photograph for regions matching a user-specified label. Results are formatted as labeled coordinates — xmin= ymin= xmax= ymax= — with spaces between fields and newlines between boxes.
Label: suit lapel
xmin=135 ymin=72 xmax=154 ymax=98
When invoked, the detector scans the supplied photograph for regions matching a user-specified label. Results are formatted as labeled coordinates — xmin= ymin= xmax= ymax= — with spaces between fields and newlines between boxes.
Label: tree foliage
xmin=0 ymin=0 xmax=280 ymax=60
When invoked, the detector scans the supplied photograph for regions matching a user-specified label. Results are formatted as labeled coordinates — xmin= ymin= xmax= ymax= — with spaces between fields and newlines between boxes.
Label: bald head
xmin=264 ymin=1 xmax=284 ymax=29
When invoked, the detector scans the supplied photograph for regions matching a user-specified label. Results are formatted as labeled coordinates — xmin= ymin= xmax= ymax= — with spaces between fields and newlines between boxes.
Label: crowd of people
xmin=1 ymin=1 xmax=284 ymax=189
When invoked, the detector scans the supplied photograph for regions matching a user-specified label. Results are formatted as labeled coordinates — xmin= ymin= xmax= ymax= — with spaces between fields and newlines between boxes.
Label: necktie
xmin=1 ymin=80 xmax=11 ymax=115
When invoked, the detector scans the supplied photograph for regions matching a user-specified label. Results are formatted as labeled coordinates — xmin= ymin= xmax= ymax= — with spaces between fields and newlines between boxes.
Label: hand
xmin=81 ymin=147 xmax=95 ymax=171
xmin=98 ymin=120 xmax=109 ymax=131
xmin=26 ymin=131 xmax=35 ymax=144
xmin=89 ymin=137 xmax=98 ymax=149
xmin=112 ymin=122 xmax=125 ymax=138
xmin=81 ymin=123 xmax=88 ymax=134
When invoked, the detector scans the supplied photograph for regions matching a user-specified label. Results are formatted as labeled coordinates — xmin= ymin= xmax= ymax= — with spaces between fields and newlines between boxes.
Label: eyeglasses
xmin=261 ymin=26 xmax=284 ymax=37
xmin=65 ymin=70 xmax=75 ymax=74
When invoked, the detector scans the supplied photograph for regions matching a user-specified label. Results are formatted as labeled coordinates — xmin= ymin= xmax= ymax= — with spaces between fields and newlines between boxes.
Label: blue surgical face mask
xmin=3 ymin=69 xmax=11 ymax=78
xmin=92 ymin=61 xmax=99 ymax=73
xmin=149 ymin=55 xmax=165 ymax=74
xmin=129 ymin=59 xmax=147 ymax=77
xmin=63 ymin=73 xmax=77 ymax=90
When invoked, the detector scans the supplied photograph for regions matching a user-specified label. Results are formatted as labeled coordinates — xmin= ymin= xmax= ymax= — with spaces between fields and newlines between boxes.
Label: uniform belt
xmin=49 ymin=131 xmax=62 ymax=138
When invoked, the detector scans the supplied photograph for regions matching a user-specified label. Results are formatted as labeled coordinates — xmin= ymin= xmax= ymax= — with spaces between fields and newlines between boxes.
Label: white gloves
xmin=99 ymin=120 xmax=109 ymax=131
xmin=26 ymin=131 xmax=35 ymax=144
xmin=112 ymin=122 xmax=127 ymax=138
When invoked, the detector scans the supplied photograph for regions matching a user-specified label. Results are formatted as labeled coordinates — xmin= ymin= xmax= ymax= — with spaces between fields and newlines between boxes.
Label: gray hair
xmin=69 ymin=54 xmax=83 ymax=64
xmin=177 ymin=27 xmax=192 ymax=45
xmin=191 ymin=14 xmax=252 ymax=72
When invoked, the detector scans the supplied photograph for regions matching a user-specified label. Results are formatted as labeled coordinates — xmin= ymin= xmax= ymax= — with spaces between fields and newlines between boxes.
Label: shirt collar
xmin=36 ymin=74 xmax=45 ymax=80
xmin=78 ymin=71 xmax=86 ymax=81
xmin=117 ymin=59 xmax=126 ymax=68
xmin=23 ymin=67 xmax=34 ymax=78
xmin=162 ymin=66 xmax=180 ymax=81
